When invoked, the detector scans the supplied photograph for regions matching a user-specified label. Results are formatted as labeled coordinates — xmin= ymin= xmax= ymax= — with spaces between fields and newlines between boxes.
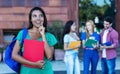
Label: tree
xmin=79 ymin=0 xmax=111 ymax=30
xmin=103 ymin=0 xmax=116 ymax=28
xmin=47 ymin=20 xmax=64 ymax=49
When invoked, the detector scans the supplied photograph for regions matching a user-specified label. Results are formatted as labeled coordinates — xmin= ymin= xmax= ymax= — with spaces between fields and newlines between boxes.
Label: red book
xmin=23 ymin=39 xmax=44 ymax=67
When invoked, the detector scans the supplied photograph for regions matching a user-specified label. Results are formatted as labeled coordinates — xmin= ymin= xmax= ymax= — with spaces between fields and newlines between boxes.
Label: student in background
xmin=63 ymin=20 xmax=81 ymax=74
xmin=100 ymin=16 xmax=119 ymax=74
xmin=81 ymin=20 xmax=100 ymax=74
xmin=12 ymin=7 xmax=57 ymax=74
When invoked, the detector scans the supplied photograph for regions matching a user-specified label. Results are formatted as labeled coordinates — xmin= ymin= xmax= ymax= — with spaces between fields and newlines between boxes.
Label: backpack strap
xmin=21 ymin=28 xmax=28 ymax=45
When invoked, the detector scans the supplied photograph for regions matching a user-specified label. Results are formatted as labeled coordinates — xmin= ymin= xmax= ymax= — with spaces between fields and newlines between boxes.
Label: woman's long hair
xmin=28 ymin=7 xmax=47 ymax=32
xmin=85 ymin=20 xmax=95 ymax=38
xmin=62 ymin=20 xmax=74 ymax=40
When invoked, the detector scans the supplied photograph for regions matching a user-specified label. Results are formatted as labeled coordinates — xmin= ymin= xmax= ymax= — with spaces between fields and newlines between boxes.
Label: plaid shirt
xmin=100 ymin=27 xmax=119 ymax=59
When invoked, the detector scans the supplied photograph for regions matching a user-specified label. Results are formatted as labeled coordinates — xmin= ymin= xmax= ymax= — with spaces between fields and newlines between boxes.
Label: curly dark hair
xmin=104 ymin=16 xmax=113 ymax=24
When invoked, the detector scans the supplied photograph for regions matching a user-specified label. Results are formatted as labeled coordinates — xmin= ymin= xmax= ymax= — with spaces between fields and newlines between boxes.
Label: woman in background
xmin=63 ymin=20 xmax=80 ymax=74
xmin=81 ymin=20 xmax=100 ymax=74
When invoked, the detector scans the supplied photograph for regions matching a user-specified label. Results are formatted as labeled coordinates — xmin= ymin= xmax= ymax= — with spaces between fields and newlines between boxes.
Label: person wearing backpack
xmin=12 ymin=7 xmax=57 ymax=74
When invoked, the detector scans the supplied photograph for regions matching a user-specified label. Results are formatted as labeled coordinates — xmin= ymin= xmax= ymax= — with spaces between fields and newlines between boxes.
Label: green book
xmin=84 ymin=39 xmax=97 ymax=47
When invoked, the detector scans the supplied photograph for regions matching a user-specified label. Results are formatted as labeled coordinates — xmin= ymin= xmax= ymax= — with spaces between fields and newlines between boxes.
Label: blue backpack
xmin=4 ymin=28 xmax=28 ymax=73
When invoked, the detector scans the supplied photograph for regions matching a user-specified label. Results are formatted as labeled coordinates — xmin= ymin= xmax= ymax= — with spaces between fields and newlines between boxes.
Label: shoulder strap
xmin=21 ymin=28 xmax=28 ymax=45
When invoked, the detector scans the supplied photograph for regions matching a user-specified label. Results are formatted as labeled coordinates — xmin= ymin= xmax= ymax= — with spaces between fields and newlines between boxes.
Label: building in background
xmin=0 ymin=0 xmax=79 ymax=47
xmin=115 ymin=0 xmax=120 ymax=40
xmin=0 ymin=0 xmax=120 ymax=47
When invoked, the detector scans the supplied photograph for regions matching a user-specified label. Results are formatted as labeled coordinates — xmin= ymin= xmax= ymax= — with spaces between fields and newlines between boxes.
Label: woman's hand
xmin=92 ymin=43 xmax=99 ymax=49
xmin=39 ymin=25 xmax=45 ymax=36
xmin=92 ymin=44 xmax=97 ymax=48
xmin=35 ymin=60 xmax=45 ymax=69
xmin=76 ymin=44 xmax=81 ymax=48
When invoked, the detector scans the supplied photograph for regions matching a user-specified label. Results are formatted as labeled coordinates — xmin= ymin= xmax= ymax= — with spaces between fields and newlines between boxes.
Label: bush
xmin=48 ymin=20 xmax=64 ymax=49
xmin=0 ymin=47 xmax=5 ymax=53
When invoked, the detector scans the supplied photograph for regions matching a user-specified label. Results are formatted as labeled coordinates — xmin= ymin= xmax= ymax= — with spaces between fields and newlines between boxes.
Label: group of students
xmin=63 ymin=17 xmax=119 ymax=74
xmin=11 ymin=6 xmax=118 ymax=74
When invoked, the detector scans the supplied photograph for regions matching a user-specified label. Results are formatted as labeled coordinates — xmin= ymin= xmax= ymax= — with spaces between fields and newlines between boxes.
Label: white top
xmin=102 ymin=30 xmax=109 ymax=58
xmin=63 ymin=33 xmax=78 ymax=55
xmin=64 ymin=33 xmax=77 ymax=43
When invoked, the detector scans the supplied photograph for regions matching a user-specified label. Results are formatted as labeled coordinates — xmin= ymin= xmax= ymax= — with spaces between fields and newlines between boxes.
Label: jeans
xmin=101 ymin=58 xmax=116 ymax=74
xmin=64 ymin=50 xmax=80 ymax=74
xmin=83 ymin=49 xmax=99 ymax=74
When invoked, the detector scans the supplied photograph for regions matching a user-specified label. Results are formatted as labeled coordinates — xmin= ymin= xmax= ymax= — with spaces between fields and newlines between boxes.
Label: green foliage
xmin=48 ymin=20 xmax=64 ymax=49
xmin=0 ymin=47 xmax=5 ymax=53
xmin=79 ymin=0 xmax=106 ymax=22
xmin=103 ymin=0 xmax=115 ymax=28
xmin=80 ymin=0 xmax=94 ymax=21
xmin=79 ymin=0 xmax=115 ymax=29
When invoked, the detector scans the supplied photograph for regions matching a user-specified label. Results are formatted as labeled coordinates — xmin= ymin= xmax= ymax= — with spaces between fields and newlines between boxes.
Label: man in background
xmin=100 ymin=16 xmax=119 ymax=74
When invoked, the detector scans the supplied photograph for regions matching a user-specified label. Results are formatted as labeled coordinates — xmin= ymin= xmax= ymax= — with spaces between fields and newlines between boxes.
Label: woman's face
xmin=71 ymin=22 xmax=76 ymax=32
xmin=86 ymin=22 xmax=92 ymax=31
xmin=31 ymin=10 xmax=44 ymax=28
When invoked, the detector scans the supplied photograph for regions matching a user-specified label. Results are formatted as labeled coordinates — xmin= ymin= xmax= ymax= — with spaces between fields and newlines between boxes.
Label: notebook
xmin=68 ymin=41 xmax=81 ymax=50
xmin=102 ymin=41 xmax=112 ymax=46
xmin=85 ymin=39 xmax=97 ymax=47
xmin=23 ymin=39 xmax=44 ymax=67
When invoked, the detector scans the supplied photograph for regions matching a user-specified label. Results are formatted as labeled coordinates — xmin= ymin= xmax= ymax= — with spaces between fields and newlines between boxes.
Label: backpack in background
xmin=4 ymin=28 xmax=28 ymax=73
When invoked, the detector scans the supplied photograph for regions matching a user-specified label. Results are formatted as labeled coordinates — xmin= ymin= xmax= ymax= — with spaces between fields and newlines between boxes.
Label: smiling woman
xmin=63 ymin=20 xmax=80 ymax=74
xmin=11 ymin=7 xmax=57 ymax=74
xmin=0 ymin=0 xmax=79 ymax=48
xmin=31 ymin=10 xmax=44 ymax=28
xmin=80 ymin=20 xmax=100 ymax=74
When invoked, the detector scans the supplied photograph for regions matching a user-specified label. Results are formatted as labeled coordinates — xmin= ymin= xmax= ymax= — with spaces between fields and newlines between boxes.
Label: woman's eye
xmin=33 ymin=15 xmax=37 ymax=17
xmin=40 ymin=14 xmax=43 ymax=17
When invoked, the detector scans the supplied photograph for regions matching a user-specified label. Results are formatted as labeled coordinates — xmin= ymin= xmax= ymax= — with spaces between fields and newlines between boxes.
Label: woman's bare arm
xmin=12 ymin=40 xmax=45 ymax=68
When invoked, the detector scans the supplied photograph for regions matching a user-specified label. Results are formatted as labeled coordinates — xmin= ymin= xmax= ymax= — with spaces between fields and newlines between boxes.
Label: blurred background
xmin=0 ymin=0 xmax=120 ymax=63
xmin=0 ymin=0 xmax=120 ymax=74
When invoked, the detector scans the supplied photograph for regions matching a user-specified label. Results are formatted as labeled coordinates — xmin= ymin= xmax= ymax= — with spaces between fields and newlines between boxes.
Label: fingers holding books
xmin=68 ymin=41 xmax=81 ymax=50
xmin=92 ymin=44 xmax=97 ymax=48
xmin=36 ymin=60 xmax=45 ymax=69
xmin=76 ymin=44 xmax=81 ymax=48
xmin=92 ymin=43 xmax=99 ymax=49
xmin=100 ymin=45 xmax=106 ymax=50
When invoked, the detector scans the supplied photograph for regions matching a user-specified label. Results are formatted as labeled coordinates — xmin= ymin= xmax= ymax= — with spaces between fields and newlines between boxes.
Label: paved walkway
xmin=0 ymin=57 xmax=120 ymax=74
xmin=52 ymin=58 xmax=120 ymax=71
